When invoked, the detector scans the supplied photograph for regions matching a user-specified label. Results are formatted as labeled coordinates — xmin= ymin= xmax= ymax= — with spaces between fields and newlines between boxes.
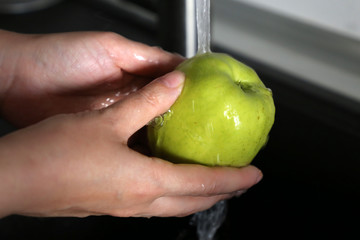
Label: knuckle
xmin=129 ymin=162 xmax=165 ymax=199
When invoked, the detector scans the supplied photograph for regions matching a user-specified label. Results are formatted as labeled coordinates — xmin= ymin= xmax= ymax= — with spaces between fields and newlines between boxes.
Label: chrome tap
xmin=159 ymin=0 xmax=197 ymax=58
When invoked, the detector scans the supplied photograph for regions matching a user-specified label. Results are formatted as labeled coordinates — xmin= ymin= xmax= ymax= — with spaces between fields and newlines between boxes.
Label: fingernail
xmin=160 ymin=71 xmax=185 ymax=89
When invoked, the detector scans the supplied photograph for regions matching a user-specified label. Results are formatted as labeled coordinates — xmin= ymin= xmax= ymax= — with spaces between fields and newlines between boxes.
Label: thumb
xmin=109 ymin=70 xmax=185 ymax=139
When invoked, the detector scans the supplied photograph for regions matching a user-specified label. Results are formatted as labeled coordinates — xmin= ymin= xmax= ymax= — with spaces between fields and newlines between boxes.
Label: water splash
xmin=147 ymin=110 xmax=173 ymax=128
xmin=191 ymin=200 xmax=228 ymax=240
xmin=196 ymin=0 xmax=211 ymax=54
xmin=97 ymin=83 xmax=140 ymax=109
xmin=100 ymin=97 xmax=116 ymax=108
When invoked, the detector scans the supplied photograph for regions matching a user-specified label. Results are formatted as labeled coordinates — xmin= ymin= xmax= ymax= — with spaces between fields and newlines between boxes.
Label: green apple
xmin=147 ymin=52 xmax=275 ymax=167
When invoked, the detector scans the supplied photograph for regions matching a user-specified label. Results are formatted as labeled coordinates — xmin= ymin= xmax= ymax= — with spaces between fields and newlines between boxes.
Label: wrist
xmin=0 ymin=136 xmax=20 ymax=217
xmin=0 ymin=30 xmax=33 ymax=111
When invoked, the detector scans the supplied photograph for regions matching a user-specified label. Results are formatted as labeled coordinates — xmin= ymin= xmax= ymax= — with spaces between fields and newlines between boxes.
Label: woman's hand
xmin=0 ymin=71 xmax=262 ymax=218
xmin=0 ymin=30 xmax=184 ymax=126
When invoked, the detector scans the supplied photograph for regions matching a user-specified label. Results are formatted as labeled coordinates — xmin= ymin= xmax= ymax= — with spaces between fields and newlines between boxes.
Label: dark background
xmin=0 ymin=1 xmax=359 ymax=239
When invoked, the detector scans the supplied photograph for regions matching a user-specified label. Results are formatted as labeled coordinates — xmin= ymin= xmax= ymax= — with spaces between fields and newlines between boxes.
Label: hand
xmin=0 ymin=30 xmax=184 ymax=127
xmin=0 ymin=71 xmax=262 ymax=218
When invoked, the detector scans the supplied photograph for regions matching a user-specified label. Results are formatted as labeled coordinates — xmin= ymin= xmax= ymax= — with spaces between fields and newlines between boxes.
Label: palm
xmin=1 ymin=32 xmax=182 ymax=127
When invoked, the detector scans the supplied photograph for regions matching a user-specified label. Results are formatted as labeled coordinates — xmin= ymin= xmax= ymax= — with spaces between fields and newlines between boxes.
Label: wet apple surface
xmin=147 ymin=52 xmax=275 ymax=167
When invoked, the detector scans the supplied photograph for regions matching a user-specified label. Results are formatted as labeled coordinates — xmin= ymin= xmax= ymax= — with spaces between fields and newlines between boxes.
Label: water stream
xmin=191 ymin=1 xmax=227 ymax=240
xmin=191 ymin=200 xmax=228 ymax=240
xmin=196 ymin=0 xmax=211 ymax=54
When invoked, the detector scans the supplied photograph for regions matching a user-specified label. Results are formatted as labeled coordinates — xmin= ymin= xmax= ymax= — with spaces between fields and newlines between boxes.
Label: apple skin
xmin=147 ymin=52 xmax=275 ymax=167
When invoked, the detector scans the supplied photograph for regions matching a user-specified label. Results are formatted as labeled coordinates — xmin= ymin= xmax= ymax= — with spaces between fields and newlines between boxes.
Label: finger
xmin=159 ymin=163 xmax=263 ymax=197
xmin=107 ymin=71 xmax=185 ymax=138
xmin=88 ymin=75 xmax=150 ymax=110
xmin=103 ymin=33 xmax=185 ymax=77
xmin=135 ymin=194 xmax=234 ymax=218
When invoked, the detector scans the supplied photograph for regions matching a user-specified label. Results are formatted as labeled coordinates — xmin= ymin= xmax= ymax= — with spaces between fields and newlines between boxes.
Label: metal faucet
xmin=158 ymin=0 xmax=197 ymax=58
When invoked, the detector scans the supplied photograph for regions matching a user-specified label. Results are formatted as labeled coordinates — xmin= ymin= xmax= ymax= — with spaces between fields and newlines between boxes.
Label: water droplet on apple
xmin=147 ymin=115 xmax=163 ymax=128
xmin=216 ymin=153 xmax=220 ymax=164
xmin=147 ymin=110 xmax=173 ymax=128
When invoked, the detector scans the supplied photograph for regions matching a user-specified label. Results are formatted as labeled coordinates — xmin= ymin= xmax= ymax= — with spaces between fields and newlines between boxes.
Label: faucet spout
xmin=159 ymin=0 xmax=197 ymax=58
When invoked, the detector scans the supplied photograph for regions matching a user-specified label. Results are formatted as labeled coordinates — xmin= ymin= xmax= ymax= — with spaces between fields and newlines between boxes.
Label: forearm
xmin=0 ymin=130 xmax=47 ymax=218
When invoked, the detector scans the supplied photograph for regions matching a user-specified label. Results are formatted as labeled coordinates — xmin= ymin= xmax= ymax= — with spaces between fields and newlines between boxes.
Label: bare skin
xmin=0 ymin=30 xmax=184 ymax=126
xmin=0 ymin=30 xmax=262 ymax=218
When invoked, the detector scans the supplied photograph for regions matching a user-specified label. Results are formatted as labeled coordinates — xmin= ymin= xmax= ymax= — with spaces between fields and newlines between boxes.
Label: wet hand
xmin=0 ymin=30 xmax=184 ymax=126
xmin=0 ymin=71 xmax=262 ymax=218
